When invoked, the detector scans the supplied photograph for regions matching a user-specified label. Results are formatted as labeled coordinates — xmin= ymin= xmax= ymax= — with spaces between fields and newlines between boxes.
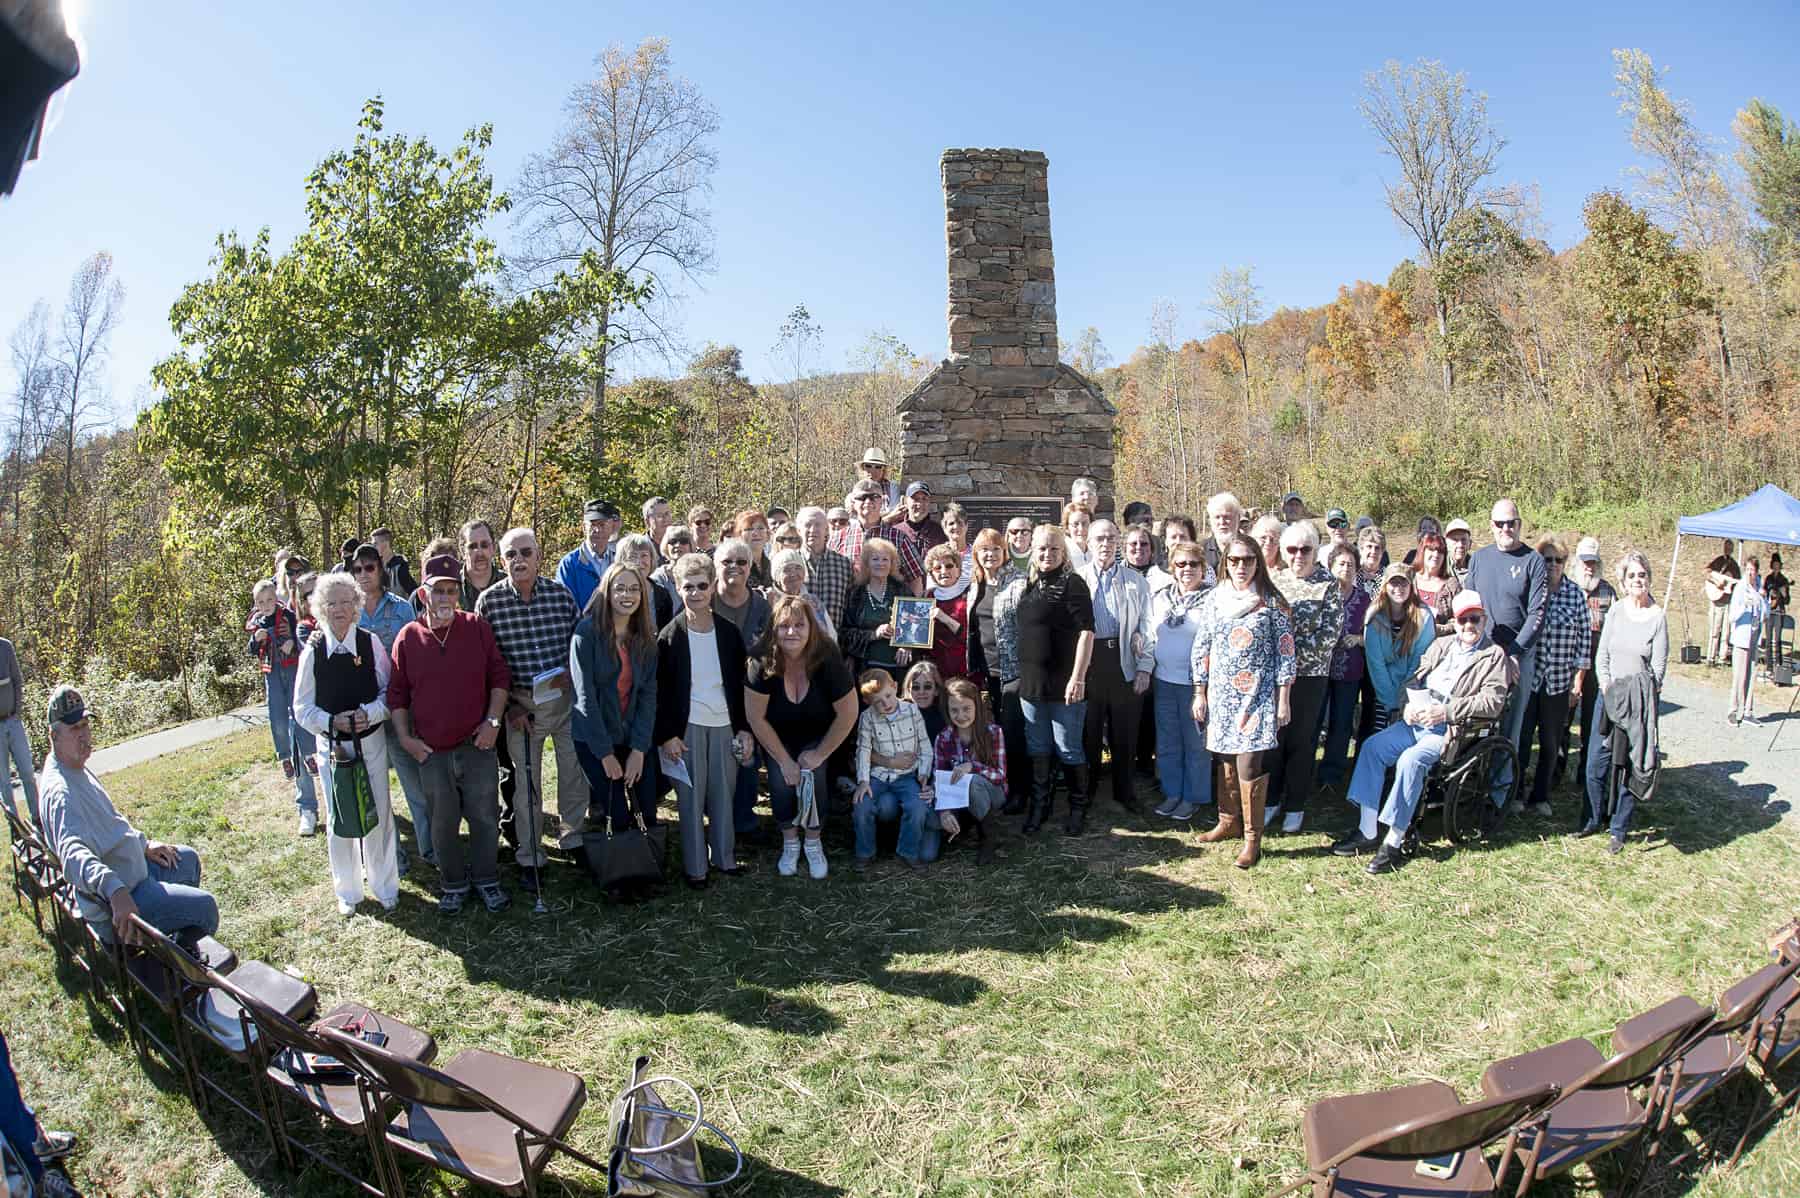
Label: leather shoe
xmin=1606 ymin=835 xmax=1625 ymax=855
xmin=1575 ymin=821 xmax=1601 ymax=839
xmin=1331 ymin=832 xmax=1379 ymax=857
xmin=1366 ymin=842 xmax=1402 ymax=874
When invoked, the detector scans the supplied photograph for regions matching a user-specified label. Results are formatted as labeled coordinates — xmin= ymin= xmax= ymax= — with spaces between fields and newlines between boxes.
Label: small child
xmin=246 ymin=579 xmax=318 ymax=835
xmin=852 ymin=669 xmax=935 ymax=872
xmin=902 ymin=660 xmax=947 ymax=742
xmin=933 ymin=677 xmax=1007 ymax=864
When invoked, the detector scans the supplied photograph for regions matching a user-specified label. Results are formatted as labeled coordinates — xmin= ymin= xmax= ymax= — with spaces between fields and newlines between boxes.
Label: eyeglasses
xmin=1283 ymin=545 xmax=1310 ymax=555
xmin=502 ymin=547 xmax=535 ymax=560
xmin=678 ymin=581 xmax=711 ymax=593
xmin=1226 ymin=555 xmax=1257 ymax=566
xmin=828 ymin=517 xmax=849 ymax=526
xmin=1623 ymin=570 xmax=1649 ymax=580
xmin=1542 ymin=556 xmax=1565 ymax=564
xmin=1493 ymin=518 xmax=1520 ymax=529
xmin=721 ymin=558 xmax=749 ymax=568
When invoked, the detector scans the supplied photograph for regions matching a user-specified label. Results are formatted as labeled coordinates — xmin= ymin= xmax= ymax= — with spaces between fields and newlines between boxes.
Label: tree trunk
xmin=1436 ymin=298 xmax=1453 ymax=395
xmin=591 ymin=306 xmax=613 ymax=491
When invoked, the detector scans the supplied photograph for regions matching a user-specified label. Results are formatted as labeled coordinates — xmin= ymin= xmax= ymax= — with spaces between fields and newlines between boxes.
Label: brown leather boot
xmin=1237 ymin=771 xmax=1268 ymax=869
xmin=1197 ymin=758 xmax=1241 ymax=843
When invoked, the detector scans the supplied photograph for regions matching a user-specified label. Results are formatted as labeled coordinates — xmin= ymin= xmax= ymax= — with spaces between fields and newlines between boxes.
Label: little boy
xmin=851 ymin=670 xmax=935 ymax=872
xmin=246 ymin=579 xmax=318 ymax=836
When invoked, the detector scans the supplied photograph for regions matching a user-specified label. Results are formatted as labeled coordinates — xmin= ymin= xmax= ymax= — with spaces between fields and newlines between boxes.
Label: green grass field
xmin=7 ymin=726 xmax=1800 ymax=1197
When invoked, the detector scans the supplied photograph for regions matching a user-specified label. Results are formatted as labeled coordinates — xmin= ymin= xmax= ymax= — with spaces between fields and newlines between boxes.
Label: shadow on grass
xmin=380 ymin=812 xmax=1225 ymax=1036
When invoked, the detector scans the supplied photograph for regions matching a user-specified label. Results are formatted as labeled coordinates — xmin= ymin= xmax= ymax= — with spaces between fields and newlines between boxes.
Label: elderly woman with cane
xmin=294 ymin=574 xmax=400 ymax=916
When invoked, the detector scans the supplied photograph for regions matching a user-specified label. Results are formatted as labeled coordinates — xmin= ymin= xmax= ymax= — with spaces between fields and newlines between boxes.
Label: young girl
xmin=934 ymin=677 xmax=1007 ymax=865
xmin=1364 ymin=564 xmax=1435 ymax=728
xmin=902 ymin=660 xmax=947 ymax=742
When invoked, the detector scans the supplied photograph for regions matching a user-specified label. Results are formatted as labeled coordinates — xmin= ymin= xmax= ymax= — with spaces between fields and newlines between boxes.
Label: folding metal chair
xmin=128 ymin=914 xmax=315 ymax=1145
xmin=1480 ymin=997 xmax=1716 ymax=1195
xmin=319 ymin=1026 xmax=603 ymax=1198
xmin=2 ymin=800 xmax=53 ymax=934
xmin=1270 ymin=1077 xmax=1560 ymax=1197
xmin=244 ymin=994 xmax=437 ymax=1196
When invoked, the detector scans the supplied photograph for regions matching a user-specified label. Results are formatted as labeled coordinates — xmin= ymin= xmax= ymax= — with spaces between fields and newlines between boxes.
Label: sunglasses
xmin=1624 ymin=570 xmax=1649 ymax=580
xmin=1283 ymin=545 xmax=1311 ymax=555
xmin=503 ymin=547 xmax=535 ymax=559
xmin=1226 ymin=555 xmax=1258 ymax=566
xmin=721 ymin=558 xmax=749 ymax=567
xmin=1455 ymin=614 xmax=1485 ymax=626
xmin=776 ymin=535 xmax=801 ymax=545
xmin=1008 ymin=527 xmax=1032 ymax=535
xmin=353 ymin=562 xmax=380 ymax=574
xmin=678 ymin=581 xmax=711 ymax=593
xmin=693 ymin=518 xmax=713 ymax=527
xmin=1493 ymin=518 xmax=1520 ymax=529
xmin=1542 ymin=556 xmax=1565 ymax=564
xmin=1172 ymin=559 xmax=1203 ymax=569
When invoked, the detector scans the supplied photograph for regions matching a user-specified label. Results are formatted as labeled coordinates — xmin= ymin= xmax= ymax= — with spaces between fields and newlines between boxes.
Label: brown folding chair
xmin=318 ymin=1026 xmax=603 ymax=1198
xmin=129 ymin=914 xmax=316 ymax=1145
xmin=1627 ymin=956 xmax=1800 ymax=1174
xmin=243 ymin=995 xmax=437 ymax=1196
xmin=1728 ymin=960 xmax=1800 ymax=1167
xmin=2 ymin=800 xmax=53 ymax=934
xmin=1480 ymin=997 xmax=1716 ymax=1195
xmin=1269 ymin=1078 xmax=1559 ymax=1197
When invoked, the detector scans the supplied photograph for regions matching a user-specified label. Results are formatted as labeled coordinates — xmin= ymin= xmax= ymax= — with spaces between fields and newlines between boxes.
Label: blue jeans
xmin=1 ymin=715 xmax=38 ymax=827
xmin=1317 ymin=678 xmax=1359 ymax=787
xmin=1583 ymin=701 xmax=1635 ymax=836
xmin=264 ymin=663 xmax=317 ymax=815
xmin=386 ymin=725 xmax=433 ymax=862
xmin=767 ymin=749 xmax=825 ymax=830
xmin=0 ymin=1031 xmax=42 ymax=1183
xmin=1019 ymin=696 xmax=1087 ymax=764
xmin=1153 ymin=679 xmax=1211 ymax=806
xmin=853 ymin=774 xmax=938 ymax=860
xmin=1491 ymin=647 xmax=1535 ymax=806
xmin=128 ymin=845 xmax=219 ymax=942
xmin=1347 ymin=721 xmax=1447 ymax=834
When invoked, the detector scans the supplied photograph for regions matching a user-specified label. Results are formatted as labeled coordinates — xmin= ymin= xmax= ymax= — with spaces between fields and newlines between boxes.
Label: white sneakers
xmin=778 ymin=838 xmax=828 ymax=878
xmin=336 ymin=900 xmax=355 ymax=917
xmin=298 ymin=810 xmax=318 ymax=837
xmin=1282 ymin=811 xmax=1305 ymax=834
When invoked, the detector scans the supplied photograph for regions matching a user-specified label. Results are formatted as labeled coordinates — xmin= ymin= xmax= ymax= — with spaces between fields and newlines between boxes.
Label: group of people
xmin=19 ymin=446 xmax=1751 ymax=954
xmin=1700 ymin=539 xmax=1790 ymax=725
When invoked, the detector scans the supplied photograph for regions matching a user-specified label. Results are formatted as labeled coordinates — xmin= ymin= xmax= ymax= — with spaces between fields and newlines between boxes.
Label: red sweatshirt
xmin=386 ymin=612 xmax=511 ymax=751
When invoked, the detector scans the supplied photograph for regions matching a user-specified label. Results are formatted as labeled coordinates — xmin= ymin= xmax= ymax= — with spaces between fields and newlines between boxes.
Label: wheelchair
xmin=1398 ymin=717 xmax=1521 ymax=851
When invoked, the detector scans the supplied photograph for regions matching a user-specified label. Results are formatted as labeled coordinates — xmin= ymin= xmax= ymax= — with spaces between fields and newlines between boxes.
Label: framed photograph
xmin=890 ymin=596 xmax=937 ymax=650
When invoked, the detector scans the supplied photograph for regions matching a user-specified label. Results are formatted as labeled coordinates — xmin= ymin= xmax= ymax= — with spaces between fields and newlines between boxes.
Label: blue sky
xmin=4 ymin=1 xmax=1794 ymax=413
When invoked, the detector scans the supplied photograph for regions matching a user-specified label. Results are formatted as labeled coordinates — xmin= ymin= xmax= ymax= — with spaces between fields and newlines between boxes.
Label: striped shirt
xmin=1533 ymin=576 xmax=1592 ymax=696
xmin=475 ymin=575 xmax=581 ymax=684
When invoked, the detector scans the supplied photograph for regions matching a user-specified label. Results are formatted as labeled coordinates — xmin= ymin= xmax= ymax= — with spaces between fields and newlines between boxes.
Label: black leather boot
xmin=975 ymin=818 xmax=997 ymax=865
xmin=1063 ymin=763 xmax=1091 ymax=835
xmin=1023 ymin=756 xmax=1055 ymax=835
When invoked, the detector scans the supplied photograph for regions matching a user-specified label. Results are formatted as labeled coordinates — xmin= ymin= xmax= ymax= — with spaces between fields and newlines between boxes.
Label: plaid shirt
xmin=934 ymin=724 xmax=1007 ymax=790
xmin=805 ymin=547 xmax=854 ymax=633
xmin=891 ymin=518 xmax=946 ymax=586
xmin=855 ymin=699 xmax=934 ymax=785
xmin=828 ymin=519 xmax=873 ymax=566
xmin=475 ymin=575 xmax=581 ymax=685
xmin=1533 ymin=576 xmax=1591 ymax=695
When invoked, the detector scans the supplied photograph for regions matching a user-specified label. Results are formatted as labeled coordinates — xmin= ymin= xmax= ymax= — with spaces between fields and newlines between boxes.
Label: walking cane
xmin=517 ymin=711 xmax=548 ymax=915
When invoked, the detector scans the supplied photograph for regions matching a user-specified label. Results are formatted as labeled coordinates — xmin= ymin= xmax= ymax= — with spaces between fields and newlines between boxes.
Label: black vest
xmin=308 ymin=628 xmax=380 ymax=734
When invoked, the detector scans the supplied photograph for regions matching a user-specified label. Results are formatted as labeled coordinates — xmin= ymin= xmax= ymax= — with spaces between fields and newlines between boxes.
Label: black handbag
xmin=583 ymin=806 xmax=667 ymax=889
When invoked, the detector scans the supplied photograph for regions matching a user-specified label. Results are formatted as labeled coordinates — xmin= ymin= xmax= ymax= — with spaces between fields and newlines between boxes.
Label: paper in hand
xmin=932 ymin=769 xmax=971 ymax=810
xmin=532 ymin=668 xmax=564 ymax=704
xmin=659 ymin=749 xmax=691 ymax=788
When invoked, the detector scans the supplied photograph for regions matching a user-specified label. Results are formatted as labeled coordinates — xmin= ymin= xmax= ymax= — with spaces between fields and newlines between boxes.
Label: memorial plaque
xmin=955 ymin=495 xmax=1065 ymax=539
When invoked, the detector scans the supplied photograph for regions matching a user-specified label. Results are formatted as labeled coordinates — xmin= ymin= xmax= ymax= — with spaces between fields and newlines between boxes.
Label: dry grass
xmin=8 ymin=727 xmax=1800 ymax=1196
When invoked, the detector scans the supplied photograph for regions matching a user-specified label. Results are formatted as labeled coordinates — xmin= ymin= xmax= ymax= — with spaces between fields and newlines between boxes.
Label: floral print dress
xmin=1190 ymin=594 xmax=1298 ymax=754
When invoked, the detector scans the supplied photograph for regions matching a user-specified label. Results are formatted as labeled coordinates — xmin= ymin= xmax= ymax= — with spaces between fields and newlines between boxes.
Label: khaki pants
xmin=505 ymin=687 xmax=588 ymax=867
xmin=1708 ymin=602 xmax=1731 ymax=664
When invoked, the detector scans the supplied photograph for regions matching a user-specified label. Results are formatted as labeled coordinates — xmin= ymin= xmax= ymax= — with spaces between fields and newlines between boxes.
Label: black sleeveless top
xmin=308 ymin=627 xmax=381 ymax=738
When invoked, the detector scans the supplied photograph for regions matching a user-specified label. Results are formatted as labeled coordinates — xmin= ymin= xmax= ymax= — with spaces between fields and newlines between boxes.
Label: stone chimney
xmin=944 ymin=149 xmax=1058 ymax=367
xmin=899 ymin=149 xmax=1114 ymax=503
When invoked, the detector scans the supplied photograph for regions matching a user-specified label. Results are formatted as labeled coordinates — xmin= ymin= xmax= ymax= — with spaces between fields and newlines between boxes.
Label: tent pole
xmin=1666 ymin=534 xmax=1682 ymax=614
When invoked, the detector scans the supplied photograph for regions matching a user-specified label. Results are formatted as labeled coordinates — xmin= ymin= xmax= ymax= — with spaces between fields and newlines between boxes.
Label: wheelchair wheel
xmin=1441 ymin=735 xmax=1519 ymax=843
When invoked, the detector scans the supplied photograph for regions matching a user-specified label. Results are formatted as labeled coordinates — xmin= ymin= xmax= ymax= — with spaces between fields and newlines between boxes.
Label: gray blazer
xmin=1078 ymin=562 xmax=1155 ymax=677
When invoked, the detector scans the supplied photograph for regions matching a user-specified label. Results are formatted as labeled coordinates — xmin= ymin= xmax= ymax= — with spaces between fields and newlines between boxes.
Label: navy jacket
xmin=569 ymin=616 xmax=658 ymax=757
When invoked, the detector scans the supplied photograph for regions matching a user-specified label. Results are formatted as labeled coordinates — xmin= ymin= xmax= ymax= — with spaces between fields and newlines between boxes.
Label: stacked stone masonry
xmin=899 ymin=148 xmax=1115 ymax=504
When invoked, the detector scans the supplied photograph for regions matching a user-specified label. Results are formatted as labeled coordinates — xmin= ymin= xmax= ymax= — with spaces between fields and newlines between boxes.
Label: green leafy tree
xmin=1735 ymin=98 xmax=1800 ymax=246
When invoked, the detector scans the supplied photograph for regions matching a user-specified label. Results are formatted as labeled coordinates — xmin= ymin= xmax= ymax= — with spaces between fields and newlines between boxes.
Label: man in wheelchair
xmin=1332 ymin=590 xmax=1515 ymax=873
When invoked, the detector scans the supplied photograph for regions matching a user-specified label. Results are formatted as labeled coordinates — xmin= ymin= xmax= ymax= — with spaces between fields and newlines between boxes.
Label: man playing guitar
xmin=1703 ymin=538 xmax=1741 ymax=667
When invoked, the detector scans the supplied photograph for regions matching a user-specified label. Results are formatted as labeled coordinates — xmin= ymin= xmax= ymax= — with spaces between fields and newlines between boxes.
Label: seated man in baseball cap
xmin=37 ymin=685 xmax=219 ymax=946
xmin=1331 ymin=590 xmax=1514 ymax=874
